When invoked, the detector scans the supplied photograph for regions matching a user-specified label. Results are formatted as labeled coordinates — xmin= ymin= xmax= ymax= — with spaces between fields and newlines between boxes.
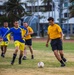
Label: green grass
xmin=0 ymin=40 xmax=74 ymax=75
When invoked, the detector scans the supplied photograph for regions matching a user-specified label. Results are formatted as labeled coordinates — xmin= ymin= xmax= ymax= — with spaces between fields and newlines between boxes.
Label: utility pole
xmin=36 ymin=0 xmax=40 ymax=38
xmin=59 ymin=0 xmax=64 ymax=28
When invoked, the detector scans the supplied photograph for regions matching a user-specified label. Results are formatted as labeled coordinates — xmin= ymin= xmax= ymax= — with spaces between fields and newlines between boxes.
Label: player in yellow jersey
xmin=46 ymin=17 xmax=66 ymax=67
xmin=22 ymin=22 xmax=34 ymax=60
xmin=0 ymin=21 xmax=10 ymax=58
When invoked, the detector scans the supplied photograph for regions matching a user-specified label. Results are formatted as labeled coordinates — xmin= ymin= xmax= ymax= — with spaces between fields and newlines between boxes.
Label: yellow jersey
xmin=25 ymin=26 xmax=33 ymax=40
xmin=47 ymin=24 xmax=62 ymax=39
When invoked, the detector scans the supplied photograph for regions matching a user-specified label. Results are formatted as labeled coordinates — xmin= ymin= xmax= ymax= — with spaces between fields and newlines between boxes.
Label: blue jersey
xmin=3 ymin=27 xmax=27 ymax=43
xmin=0 ymin=27 xmax=9 ymax=41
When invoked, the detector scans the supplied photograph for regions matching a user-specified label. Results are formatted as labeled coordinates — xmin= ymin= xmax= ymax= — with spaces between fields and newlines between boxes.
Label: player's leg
xmin=57 ymin=38 xmax=67 ymax=62
xmin=4 ymin=46 xmax=7 ymax=54
xmin=22 ymin=45 xmax=27 ymax=60
xmin=1 ymin=45 xmax=4 ymax=57
xmin=19 ymin=42 xmax=25 ymax=64
xmin=53 ymin=50 xmax=65 ymax=67
xmin=51 ymin=39 xmax=65 ymax=67
xmin=27 ymin=39 xmax=34 ymax=59
xmin=11 ymin=41 xmax=19 ymax=65
xmin=19 ymin=50 xmax=23 ymax=64
xmin=28 ymin=45 xmax=34 ymax=59
xmin=3 ymin=41 xmax=9 ymax=56
xmin=59 ymin=50 xmax=67 ymax=62
xmin=1 ymin=41 xmax=5 ymax=57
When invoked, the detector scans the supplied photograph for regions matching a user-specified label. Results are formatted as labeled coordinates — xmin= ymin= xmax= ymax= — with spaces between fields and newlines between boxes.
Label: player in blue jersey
xmin=0 ymin=21 xmax=10 ymax=58
xmin=3 ymin=20 xmax=27 ymax=65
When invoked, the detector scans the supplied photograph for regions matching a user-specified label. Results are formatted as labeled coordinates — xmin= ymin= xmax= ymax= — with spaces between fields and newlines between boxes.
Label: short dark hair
xmin=48 ymin=17 xmax=54 ymax=21
xmin=13 ymin=20 xmax=18 ymax=23
xmin=4 ymin=21 xmax=8 ymax=23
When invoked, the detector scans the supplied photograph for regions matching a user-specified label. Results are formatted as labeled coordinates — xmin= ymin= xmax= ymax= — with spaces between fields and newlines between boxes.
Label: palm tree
xmin=41 ymin=0 xmax=54 ymax=17
xmin=4 ymin=0 xmax=26 ymax=23
xmin=69 ymin=0 xmax=74 ymax=17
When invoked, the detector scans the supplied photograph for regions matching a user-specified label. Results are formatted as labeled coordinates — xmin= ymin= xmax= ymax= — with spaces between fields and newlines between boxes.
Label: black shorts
xmin=25 ymin=39 xmax=32 ymax=46
xmin=50 ymin=38 xmax=63 ymax=51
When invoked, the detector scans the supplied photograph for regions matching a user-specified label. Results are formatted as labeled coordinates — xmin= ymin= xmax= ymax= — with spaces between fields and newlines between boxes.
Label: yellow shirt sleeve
xmin=57 ymin=25 xmax=62 ymax=33
xmin=6 ymin=33 xmax=11 ymax=41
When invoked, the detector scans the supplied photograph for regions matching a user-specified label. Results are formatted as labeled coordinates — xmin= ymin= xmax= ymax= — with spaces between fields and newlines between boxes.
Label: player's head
xmin=13 ymin=20 xmax=19 ymax=28
xmin=48 ymin=17 xmax=54 ymax=25
xmin=23 ymin=22 xmax=28 ymax=28
xmin=4 ymin=21 xmax=8 ymax=27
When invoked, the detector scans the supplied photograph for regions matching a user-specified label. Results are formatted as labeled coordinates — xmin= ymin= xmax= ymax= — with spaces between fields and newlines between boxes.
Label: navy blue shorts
xmin=25 ymin=39 xmax=32 ymax=46
xmin=50 ymin=38 xmax=63 ymax=51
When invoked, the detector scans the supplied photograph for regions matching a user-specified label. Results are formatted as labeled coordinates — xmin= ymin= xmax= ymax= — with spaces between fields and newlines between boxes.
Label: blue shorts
xmin=50 ymin=38 xmax=63 ymax=51
xmin=25 ymin=39 xmax=32 ymax=46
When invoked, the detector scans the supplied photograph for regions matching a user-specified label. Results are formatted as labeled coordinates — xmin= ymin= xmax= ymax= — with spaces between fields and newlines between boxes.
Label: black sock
xmin=19 ymin=55 xmax=22 ymax=64
xmin=11 ymin=54 xmax=17 ymax=63
xmin=61 ymin=55 xmax=66 ymax=62
xmin=60 ymin=60 xmax=65 ymax=64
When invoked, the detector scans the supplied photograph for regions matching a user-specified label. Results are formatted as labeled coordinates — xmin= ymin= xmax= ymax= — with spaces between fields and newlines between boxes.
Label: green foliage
xmin=0 ymin=16 xmax=11 ymax=27
xmin=69 ymin=0 xmax=74 ymax=17
xmin=4 ymin=0 xmax=26 ymax=21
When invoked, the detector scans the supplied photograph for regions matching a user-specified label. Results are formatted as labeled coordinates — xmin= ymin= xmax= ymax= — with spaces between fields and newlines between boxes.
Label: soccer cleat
xmin=22 ymin=56 xmax=27 ymax=60
xmin=31 ymin=55 xmax=34 ymax=59
xmin=61 ymin=64 xmax=65 ymax=67
xmin=11 ymin=61 xmax=14 ymax=65
xmin=1 ymin=53 xmax=5 ymax=58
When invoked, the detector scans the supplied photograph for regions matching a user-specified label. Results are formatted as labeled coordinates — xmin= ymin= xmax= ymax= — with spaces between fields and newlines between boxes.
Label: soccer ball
xmin=37 ymin=62 xmax=44 ymax=68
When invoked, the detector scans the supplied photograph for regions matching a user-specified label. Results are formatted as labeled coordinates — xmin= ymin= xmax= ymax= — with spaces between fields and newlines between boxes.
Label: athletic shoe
xmin=22 ymin=56 xmax=27 ymax=60
xmin=1 ymin=53 xmax=5 ymax=58
xmin=11 ymin=61 xmax=14 ymax=65
xmin=61 ymin=64 xmax=65 ymax=67
xmin=31 ymin=55 xmax=34 ymax=59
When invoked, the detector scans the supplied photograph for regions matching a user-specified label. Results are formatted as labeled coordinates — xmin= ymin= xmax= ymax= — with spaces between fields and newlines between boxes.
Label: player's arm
xmin=21 ymin=28 xmax=28 ymax=39
xmin=6 ymin=33 xmax=11 ymax=41
xmin=27 ymin=27 xmax=34 ymax=35
xmin=0 ymin=28 xmax=3 ymax=41
xmin=3 ymin=29 xmax=12 ymax=39
xmin=57 ymin=25 xmax=63 ymax=40
xmin=60 ymin=32 xmax=63 ymax=40
xmin=46 ymin=34 xmax=50 ymax=47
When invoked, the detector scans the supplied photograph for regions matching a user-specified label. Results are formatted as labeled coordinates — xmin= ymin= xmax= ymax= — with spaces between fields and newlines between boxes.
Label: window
xmin=64 ymin=13 xmax=68 ymax=17
xmin=64 ymin=2 xmax=68 ymax=8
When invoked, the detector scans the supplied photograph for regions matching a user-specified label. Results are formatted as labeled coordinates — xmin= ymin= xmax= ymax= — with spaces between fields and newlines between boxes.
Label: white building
xmin=24 ymin=0 xmax=70 ymax=24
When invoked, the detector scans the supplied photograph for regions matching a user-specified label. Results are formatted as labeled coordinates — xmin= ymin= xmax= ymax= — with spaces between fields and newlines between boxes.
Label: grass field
xmin=0 ymin=39 xmax=74 ymax=75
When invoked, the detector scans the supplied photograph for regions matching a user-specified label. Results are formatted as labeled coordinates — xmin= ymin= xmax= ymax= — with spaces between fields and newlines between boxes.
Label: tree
xmin=4 ymin=0 xmax=26 ymax=26
xmin=69 ymin=0 xmax=74 ymax=18
xmin=41 ymin=0 xmax=54 ymax=17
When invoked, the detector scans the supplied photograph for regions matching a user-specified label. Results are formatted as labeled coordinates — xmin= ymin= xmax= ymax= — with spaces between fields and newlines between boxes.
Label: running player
xmin=3 ymin=20 xmax=27 ymax=65
xmin=0 ymin=21 xmax=10 ymax=58
xmin=46 ymin=17 xmax=66 ymax=67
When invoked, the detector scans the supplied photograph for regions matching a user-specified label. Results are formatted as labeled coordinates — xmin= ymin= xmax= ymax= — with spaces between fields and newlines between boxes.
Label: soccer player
xmin=46 ymin=17 xmax=66 ymax=67
xmin=3 ymin=20 xmax=27 ymax=65
xmin=0 ymin=21 xmax=10 ymax=58
xmin=22 ymin=22 xmax=34 ymax=60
